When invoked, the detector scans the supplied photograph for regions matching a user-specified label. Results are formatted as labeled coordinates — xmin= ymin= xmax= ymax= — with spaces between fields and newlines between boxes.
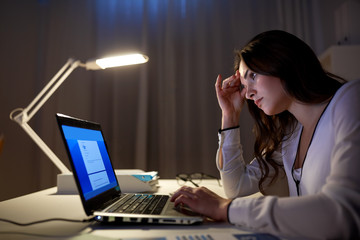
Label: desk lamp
xmin=9 ymin=54 xmax=149 ymax=186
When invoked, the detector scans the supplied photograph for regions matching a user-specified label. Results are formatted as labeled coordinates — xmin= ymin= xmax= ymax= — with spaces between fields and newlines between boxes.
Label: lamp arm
xmin=21 ymin=122 xmax=71 ymax=173
xmin=25 ymin=59 xmax=82 ymax=122
xmin=10 ymin=58 xmax=86 ymax=174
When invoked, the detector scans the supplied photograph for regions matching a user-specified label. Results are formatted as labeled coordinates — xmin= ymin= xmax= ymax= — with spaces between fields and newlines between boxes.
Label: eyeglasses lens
xmin=190 ymin=173 xmax=203 ymax=185
xmin=177 ymin=173 xmax=189 ymax=185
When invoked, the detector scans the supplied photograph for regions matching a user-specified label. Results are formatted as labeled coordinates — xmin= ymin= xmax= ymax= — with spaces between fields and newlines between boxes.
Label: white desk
xmin=0 ymin=179 xmax=263 ymax=240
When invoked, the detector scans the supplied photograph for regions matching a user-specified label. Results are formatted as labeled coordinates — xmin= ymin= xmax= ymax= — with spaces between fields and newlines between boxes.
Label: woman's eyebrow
xmin=243 ymin=69 xmax=249 ymax=79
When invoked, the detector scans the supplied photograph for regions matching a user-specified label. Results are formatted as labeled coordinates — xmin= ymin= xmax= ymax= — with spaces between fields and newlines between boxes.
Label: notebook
xmin=56 ymin=113 xmax=203 ymax=225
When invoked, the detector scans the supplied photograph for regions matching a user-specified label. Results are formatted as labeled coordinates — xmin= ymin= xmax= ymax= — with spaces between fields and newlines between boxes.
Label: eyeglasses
xmin=176 ymin=172 xmax=222 ymax=187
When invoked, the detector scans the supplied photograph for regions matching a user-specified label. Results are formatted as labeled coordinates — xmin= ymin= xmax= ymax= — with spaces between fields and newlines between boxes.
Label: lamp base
xmin=57 ymin=169 xmax=159 ymax=194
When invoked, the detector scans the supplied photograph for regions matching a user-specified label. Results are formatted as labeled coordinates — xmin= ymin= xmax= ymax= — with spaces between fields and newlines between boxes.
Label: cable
xmin=0 ymin=230 xmax=93 ymax=239
xmin=0 ymin=216 xmax=96 ymax=226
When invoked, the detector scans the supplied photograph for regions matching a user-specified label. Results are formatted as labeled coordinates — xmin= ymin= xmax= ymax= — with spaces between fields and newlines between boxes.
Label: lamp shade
xmin=85 ymin=53 xmax=149 ymax=70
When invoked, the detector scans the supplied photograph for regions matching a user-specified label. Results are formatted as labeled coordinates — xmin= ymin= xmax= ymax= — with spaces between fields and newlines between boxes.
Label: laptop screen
xmin=60 ymin=123 xmax=119 ymax=200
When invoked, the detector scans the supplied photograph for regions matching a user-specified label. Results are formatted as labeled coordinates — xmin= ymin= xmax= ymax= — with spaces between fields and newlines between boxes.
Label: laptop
xmin=56 ymin=113 xmax=203 ymax=225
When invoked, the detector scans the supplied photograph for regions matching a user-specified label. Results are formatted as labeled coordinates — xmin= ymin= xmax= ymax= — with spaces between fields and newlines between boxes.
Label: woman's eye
xmin=250 ymin=72 xmax=257 ymax=80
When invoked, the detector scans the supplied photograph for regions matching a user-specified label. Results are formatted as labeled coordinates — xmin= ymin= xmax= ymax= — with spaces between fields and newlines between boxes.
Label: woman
xmin=170 ymin=30 xmax=360 ymax=239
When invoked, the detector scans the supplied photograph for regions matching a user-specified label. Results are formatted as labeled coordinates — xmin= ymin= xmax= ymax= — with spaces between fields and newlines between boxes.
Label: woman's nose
xmin=245 ymin=86 xmax=255 ymax=100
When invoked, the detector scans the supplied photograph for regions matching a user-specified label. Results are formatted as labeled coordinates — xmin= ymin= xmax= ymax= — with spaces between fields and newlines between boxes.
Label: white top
xmin=292 ymin=168 xmax=301 ymax=182
xmin=216 ymin=79 xmax=360 ymax=239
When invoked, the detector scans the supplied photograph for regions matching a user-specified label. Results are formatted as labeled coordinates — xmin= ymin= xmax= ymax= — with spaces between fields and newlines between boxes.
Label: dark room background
xmin=1 ymin=0 xmax=358 ymax=201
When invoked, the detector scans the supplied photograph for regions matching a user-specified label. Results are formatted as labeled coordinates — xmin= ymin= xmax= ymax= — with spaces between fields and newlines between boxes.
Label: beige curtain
xmin=0 ymin=0 xmax=345 ymax=201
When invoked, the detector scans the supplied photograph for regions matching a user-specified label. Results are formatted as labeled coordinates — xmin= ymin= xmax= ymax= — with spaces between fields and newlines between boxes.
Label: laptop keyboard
xmin=107 ymin=194 xmax=169 ymax=215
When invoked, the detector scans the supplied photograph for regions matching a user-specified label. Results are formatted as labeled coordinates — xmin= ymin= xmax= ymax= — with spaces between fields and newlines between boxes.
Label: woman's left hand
xmin=170 ymin=186 xmax=232 ymax=222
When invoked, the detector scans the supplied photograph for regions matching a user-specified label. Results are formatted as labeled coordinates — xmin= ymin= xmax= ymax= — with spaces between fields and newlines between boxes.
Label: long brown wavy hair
xmin=234 ymin=30 xmax=346 ymax=194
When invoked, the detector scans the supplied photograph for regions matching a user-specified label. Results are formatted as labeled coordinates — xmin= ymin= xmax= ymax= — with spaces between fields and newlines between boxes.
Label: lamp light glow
xmin=86 ymin=53 xmax=149 ymax=70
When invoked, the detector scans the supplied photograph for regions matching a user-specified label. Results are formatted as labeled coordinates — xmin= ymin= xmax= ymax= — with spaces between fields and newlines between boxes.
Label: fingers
xmin=215 ymin=74 xmax=223 ymax=95
xmin=170 ymin=186 xmax=195 ymax=203
xmin=215 ymin=74 xmax=222 ymax=87
xmin=216 ymin=71 xmax=241 ymax=92
xmin=225 ymin=71 xmax=240 ymax=88
xmin=170 ymin=186 xmax=203 ymax=207
xmin=170 ymin=186 xmax=230 ymax=222
xmin=171 ymin=186 xmax=214 ymax=204
xmin=171 ymin=188 xmax=195 ymax=210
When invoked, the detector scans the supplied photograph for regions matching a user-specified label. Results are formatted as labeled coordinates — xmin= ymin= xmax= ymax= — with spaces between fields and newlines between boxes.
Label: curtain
xmin=0 ymin=0 xmax=345 ymax=201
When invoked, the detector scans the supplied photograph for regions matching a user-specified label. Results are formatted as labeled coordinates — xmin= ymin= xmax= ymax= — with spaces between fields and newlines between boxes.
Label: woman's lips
xmin=255 ymin=98 xmax=263 ymax=107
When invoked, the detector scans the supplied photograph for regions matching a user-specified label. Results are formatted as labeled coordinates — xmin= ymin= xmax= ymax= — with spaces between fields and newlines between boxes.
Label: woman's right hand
xmin=215 ymin=70 xmax=246 ymax=129
xmin=170 ymin=186 xmax=232 ymax=222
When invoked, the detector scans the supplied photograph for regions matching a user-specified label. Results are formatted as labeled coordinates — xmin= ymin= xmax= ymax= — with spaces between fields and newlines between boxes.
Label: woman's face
xmin=239 ymin=61 xmax=292 ymax=115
